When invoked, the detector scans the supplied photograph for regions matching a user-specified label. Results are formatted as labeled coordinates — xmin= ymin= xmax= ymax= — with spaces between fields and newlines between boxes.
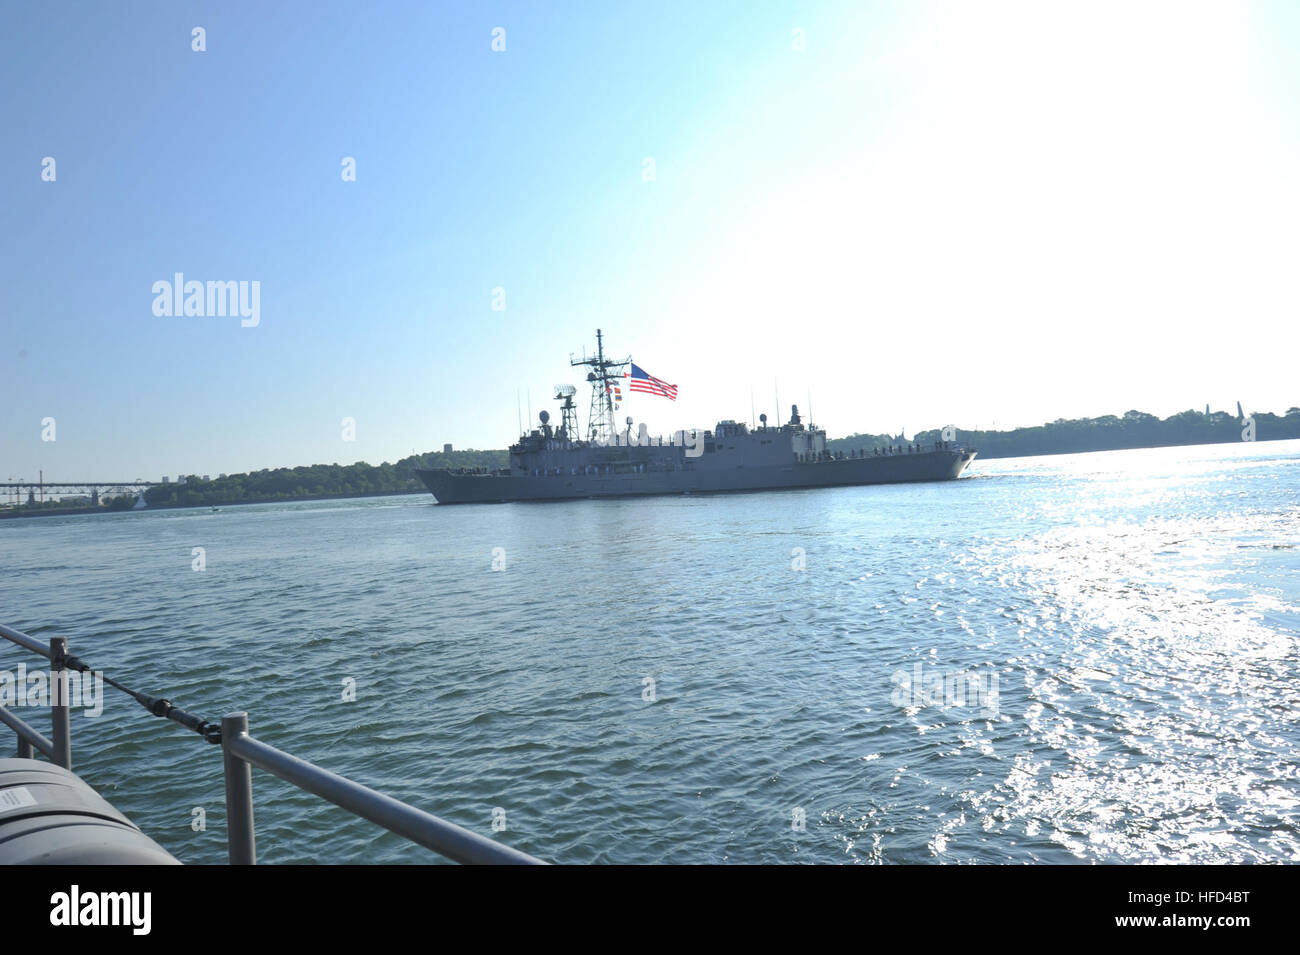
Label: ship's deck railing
xmin=0 ymin=622 xmax=544 ymax=865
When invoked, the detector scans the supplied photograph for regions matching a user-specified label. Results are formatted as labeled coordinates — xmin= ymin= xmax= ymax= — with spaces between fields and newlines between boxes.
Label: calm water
xmin=2 ymin=440 xmax=1299 ymax=864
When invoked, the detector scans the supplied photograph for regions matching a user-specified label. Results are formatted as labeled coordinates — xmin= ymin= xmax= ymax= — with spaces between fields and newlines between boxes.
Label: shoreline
xmin=5 ymin=435 xmax=1297 ymax=522
xmin=0 ymin=488 xmax=429 ymax=521
xmin=973 ymin=434 xmax=1299 ymax=461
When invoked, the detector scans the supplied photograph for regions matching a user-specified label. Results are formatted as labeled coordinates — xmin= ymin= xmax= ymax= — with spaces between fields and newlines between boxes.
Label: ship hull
xmin=416 ymin=450 xmax=976 ymax=504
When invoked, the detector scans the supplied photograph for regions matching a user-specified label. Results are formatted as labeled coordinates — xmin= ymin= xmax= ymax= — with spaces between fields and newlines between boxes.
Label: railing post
xmin=222 ymin=712 xmax=256 ymax=865
xmin=16 ymin=734 xmax=34 ymax=759
xmin=49 ymin=636 xmax=70 ymax=770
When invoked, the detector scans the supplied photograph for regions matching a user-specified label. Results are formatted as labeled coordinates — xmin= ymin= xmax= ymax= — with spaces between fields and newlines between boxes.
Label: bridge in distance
xmin=2 ymin=481 xmax=160 ymax=506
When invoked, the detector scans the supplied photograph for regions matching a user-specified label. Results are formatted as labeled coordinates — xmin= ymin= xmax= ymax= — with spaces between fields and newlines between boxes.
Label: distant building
xmin=202 ymin=475 xmax=210 ymax=481
xmin=161 ymin=476 xmax=170 ymax=484
xmin=443 ymin=443 xmax=453 ymax=453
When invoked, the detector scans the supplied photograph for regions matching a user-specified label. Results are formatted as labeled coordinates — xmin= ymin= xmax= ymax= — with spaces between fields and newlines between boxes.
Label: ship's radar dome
xmin=539 ymin=410 xmax=550 ymax=424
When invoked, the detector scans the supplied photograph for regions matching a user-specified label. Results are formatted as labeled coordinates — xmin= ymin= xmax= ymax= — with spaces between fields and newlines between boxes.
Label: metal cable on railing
xmin=1 ymin=621 xmax=545 ymax=864
xmin=56 ymin=649 xmax=223 ymax=743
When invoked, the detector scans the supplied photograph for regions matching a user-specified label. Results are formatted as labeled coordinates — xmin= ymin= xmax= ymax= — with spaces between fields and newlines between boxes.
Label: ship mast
xmin=570 ymin=328 xmax=630 ymax=443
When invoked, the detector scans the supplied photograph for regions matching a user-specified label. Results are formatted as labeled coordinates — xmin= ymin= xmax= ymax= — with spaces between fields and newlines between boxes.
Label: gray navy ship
xmin=416 ymin=330 xmax=976 ymax=504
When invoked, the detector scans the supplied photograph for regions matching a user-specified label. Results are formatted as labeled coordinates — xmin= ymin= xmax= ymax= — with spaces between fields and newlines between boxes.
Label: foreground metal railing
xmin=0 ymin=625 xmax=67 ymax=767
xmin=0 ymin=622 xmax=544 ymax=865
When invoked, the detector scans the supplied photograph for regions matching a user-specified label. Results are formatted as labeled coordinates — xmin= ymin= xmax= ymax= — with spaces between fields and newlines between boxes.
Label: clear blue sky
xmin=3 ymin=1 xmax=1299 ymax=482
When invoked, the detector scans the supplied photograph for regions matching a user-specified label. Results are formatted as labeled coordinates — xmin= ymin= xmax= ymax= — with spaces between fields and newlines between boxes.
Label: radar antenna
xmin=554 ymin=384 xmax=579 ymax=440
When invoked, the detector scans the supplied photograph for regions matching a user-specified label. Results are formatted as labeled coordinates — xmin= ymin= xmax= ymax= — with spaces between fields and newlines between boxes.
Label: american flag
xmin=628 ymin=362 xmax=677 ymax=400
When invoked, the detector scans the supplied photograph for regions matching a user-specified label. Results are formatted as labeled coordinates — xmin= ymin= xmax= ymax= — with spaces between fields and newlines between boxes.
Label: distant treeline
xmin=829 ymin=408 xmax=1300 ymax=459
xmin=1 ymin=495 xmax=137 ymax=515
xmin=142 ymin=449 xmax=507 ymax=508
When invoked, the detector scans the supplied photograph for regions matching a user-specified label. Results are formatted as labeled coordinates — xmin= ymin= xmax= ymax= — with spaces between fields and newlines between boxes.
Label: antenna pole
xmin=597 ymin=328 xmax=611 ymax=440
xmin=571 ymin=328 xmax=630 ymax=443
